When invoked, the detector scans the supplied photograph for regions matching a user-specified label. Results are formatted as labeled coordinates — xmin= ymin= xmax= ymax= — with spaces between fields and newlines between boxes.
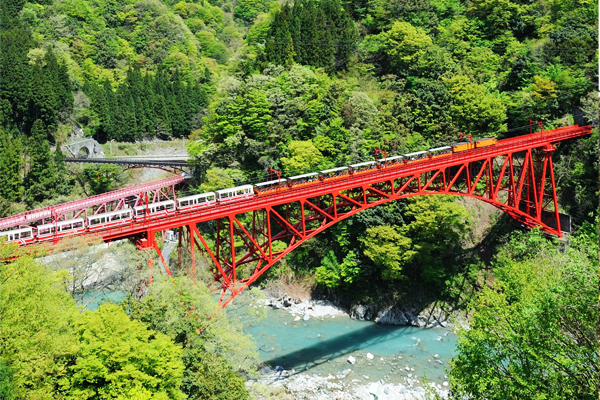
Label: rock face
xmin=350 ymin=302 xmax=461 ymax=328
xmin=350 ymin=304 xmax=377 ymax=321
xmin=374 ymin=307 xmax=409 ymax=325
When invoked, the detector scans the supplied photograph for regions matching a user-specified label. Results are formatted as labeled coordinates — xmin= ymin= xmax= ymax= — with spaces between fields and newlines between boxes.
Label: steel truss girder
xmin=168 ymin=146 xmax=563 ymax=307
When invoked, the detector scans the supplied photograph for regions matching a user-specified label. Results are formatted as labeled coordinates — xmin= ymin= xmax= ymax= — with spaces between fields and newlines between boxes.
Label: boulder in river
xmin=347 ymin=356 xmax=356 ymax=365
xmin=350 ymin=304 xmax=377 ymax=321
xmin=366 ymin=353 xmax=374 ymax=360
xmin=374 ymin=306 xmax=409 ymax=325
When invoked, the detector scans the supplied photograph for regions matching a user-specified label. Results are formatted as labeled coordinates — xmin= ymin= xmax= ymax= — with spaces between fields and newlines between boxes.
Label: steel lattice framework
xmin=0 ymin=124 xmax=593 ymax=306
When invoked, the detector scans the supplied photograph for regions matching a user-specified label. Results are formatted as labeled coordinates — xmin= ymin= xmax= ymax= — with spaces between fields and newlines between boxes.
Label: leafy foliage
xmin=124 ymin=277 xmax=261 ymax=400
xmin=0 ymin=254 xmax=79 ymax=399
xmin=450 ymin=228 xmax=599 ymax=399
xmin=69 ymin=304 xmax=186 ymax=400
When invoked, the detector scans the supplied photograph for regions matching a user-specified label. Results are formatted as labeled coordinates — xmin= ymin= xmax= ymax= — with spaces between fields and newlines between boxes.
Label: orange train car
xmin=452 ymin=141 xmax=474 ymax=152
xmin=474 ymin=137 xmax=497 ymax=148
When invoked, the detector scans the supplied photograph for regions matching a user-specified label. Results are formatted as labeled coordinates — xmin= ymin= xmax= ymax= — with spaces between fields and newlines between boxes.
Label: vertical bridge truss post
xmin=179 ymin=145 xmax=564 ymax=307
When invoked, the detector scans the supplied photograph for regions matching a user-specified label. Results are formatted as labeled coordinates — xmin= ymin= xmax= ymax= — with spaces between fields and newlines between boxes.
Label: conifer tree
xmin=25 ymin=119 xmax=55 ymax=205
xmin=103 ymin=80 xmax=118 ymax=140
xmin=0 ymin=128 xmax=23 ymax=202
xmin=0 ymin=24 xmax=33 ymax=132
xmin=53 ymin=144 xmax=71 ymax=196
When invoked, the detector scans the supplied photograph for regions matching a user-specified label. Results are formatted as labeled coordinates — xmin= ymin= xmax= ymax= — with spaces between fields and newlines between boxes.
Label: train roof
xmin=387 ymin=155 xmax=404 ymax=161
xmin=404 ymin=150 xmax=428 ymax=157
xmin=57 ymin=217 xmax=84 ymax=225
xmin=254 ymin=179 xmax=287 ymax=187
xmin=134 ymin=199 xmax=174 ymax=209
xmin=0 ymin=227 xmax=32 ymax=235
xmin=91 ymin=208 xmax=133 ymax=217
xmin=428 ymin=146 xmax=452 ymax=152
xmin=349 ymin=161 xmax=377 ymax=168
xmin=177 ymin=192 xmax=216 ymax=201
xmin=215 ymin=184 xmax=254 ymax=195
xmin=288 ymin=172 xmax=319 ymax=180
xmin=320 ymin=166 xmax=349 ymax=174
xmin=475 ymin=137 xmax=496 ymax=141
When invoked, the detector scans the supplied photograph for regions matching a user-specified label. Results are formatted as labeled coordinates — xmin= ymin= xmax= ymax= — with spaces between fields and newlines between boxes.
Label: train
xmin=0 ymin=137 xmax=496 ymax=244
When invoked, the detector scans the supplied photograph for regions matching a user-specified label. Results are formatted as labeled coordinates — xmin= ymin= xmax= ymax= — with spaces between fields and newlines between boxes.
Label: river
xmin=246 ymin=305 xmax=456 ymax=387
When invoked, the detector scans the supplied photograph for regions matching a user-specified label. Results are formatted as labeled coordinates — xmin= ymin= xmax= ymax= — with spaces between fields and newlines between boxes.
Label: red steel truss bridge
xmin=0 ymin=124 xmax=593 ymax=306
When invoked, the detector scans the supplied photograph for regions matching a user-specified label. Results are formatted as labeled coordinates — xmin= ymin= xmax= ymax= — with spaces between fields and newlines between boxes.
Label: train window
xmin=20 ymin=231 xmax=31 ymax=238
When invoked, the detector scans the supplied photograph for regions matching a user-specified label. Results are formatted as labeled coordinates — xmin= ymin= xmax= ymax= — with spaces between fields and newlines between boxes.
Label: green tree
xmin=124 ymin=277 xmax=260 ymax=400
xmin=399 ymin=196 xmax=470 ymax=283
xmin=443 ymin=75 xmax=507 ymax=136
xmin=24 ymin=119 xmax=55 ymax=205
xmin=449 ymin=228 xmax=599 ymax=400
xmin=80 ymin=164 xmax=127 ymax=195
xmin=369 ymin=21 xmax=432 ymax=73
xmin=0 ymin=129 xmax=23 ymax=202
xmin=53 ymin=144 xmax=71 ymax=196
xmin=0 ymin=360 xmax=15 ymax=400
xmin=280 ymin=140 xmax=323 ymax=175
xmin=69 ymin=304 xmax=186 ymax=400
xmin=0 ymin=254 xmax=79 ymax=399
xmin=199 ymin=167 xmax=245 ymax=192
xmin=362 ymin=224 xmax=413 ymax=280
xmin=315 ymin=250 xmax=362 ymax=288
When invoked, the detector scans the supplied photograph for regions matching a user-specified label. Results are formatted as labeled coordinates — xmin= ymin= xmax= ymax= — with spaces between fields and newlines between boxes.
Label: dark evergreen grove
xmin=84 ymin=68 xmax=208 ymax=142
xmin=264 ymin=0 xmax=358 ymax=72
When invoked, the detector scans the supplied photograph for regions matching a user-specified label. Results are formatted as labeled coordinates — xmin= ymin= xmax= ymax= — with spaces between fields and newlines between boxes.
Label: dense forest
xmin=0 ymin=0 xmax=598 ymax=398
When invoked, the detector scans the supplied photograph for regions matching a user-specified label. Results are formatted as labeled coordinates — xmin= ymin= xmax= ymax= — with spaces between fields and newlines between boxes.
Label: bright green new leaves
xmin=364 ymin=21 xmax=432 ymax=72
xmin=69 ymin=304 xmax=186 ymax=400
xmin=315 ymin=250 xmax=361 ymax=288
xmin=362 ymin=225 xmax=413 ymax=280
xmin=0 ymin=256 xmax=79 ymax=399
xmin=443 ymin=75 xmax=507 ymax=136
xmin=125 ymin=277 xmax=260 ymax=400
xmin=362 ymin=197 xmax=469 ymax=282
xmin=199 ymin=167 xmax=245 ymax=192
xmin=383 ymin=21 xmax=433 ymax=66
xmin=280 ymin=140 xmax=324 ymax=175
xmin=450 ymin=228 xmax=599 ymax=400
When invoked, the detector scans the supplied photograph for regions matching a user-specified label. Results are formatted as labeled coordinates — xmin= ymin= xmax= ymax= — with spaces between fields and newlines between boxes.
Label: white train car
xmin=216 ymin=185 xmax=254 ymax=203
xmin=287 ymin=172 xmax=319 ymax=187
xmin=177 ymin=192 xmax=216 ymax=209
xmin=37 ymin=218 xmax=85 ymax=239
xmin=349 ymin=161 xmax=377 ymax=174
xmin=378 ymin=155 xmax=404 ymax=167
xmin=404 ymin=150 xmax=428 ymax=162
xmin=133 ymin=200 xmax=176 ymax=218
xmin=88 ymin=208 xmax=133 ymax=230
xmin=0 ymin=227 xmax=34 ymax=244
xmin=319 ymin=167 xmax=349 ymax=181
xmin=427 ymin=146 xmax=452 ymax=158
xmin=254 ymin=179 xmax=287 ymax=194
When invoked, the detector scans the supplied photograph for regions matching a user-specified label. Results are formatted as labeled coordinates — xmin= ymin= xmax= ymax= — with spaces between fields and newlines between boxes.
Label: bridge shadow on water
xmin=259 ymin=323 xmax=421 ymax=373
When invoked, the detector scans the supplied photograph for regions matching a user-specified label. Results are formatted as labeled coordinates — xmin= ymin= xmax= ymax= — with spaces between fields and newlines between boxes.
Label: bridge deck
xmin=0 ymin=175 xmax=185 ymax=230
xmin=0 ymin=125 xmax=591 ymax=237
xmin=95 ymin=125 xmax=591 ymax=241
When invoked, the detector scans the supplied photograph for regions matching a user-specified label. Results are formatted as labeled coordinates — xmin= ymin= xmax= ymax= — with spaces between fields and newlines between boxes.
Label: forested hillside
xmin=0 ymin=0 xmax=598 ymax=398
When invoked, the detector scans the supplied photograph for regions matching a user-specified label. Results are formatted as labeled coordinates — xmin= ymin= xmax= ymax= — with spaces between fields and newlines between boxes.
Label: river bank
xmin=245 ymin=292 xmax=456 ymax=399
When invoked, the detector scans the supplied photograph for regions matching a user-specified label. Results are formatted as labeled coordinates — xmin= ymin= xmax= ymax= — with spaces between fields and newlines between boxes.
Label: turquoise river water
xmin=246 ymin=307 xmax=457 ymax=385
